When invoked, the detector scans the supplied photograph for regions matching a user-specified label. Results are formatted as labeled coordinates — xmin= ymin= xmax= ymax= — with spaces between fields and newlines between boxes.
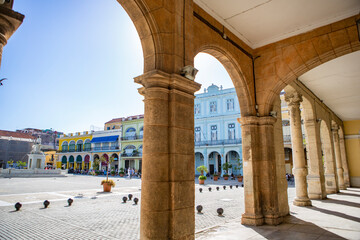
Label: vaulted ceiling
xmin=195 ymin=0 xmax=360 ymax=121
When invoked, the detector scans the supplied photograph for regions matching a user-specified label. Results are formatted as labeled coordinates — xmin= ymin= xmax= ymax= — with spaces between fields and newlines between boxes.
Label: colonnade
xmin=284 ymin=90 xmax=350 ymax=207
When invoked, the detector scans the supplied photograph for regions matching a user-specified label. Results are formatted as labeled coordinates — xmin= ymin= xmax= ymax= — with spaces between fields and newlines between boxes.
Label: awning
xmin=90 ymin=136 xmax=118 ymax=143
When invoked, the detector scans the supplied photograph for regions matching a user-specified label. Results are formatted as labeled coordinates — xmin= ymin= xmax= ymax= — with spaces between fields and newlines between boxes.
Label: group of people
xmin=286 ymin=173 xmax=294 ymax=182
xmin=126 ymin=168 xmax=141 ymax=179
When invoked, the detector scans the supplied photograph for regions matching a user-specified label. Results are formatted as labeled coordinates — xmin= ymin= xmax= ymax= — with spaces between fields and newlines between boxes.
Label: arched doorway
xmin=68 ymin=155 xmax=74 ymax=169
xmin=84 ymin=155 xmax=90 ymax=170
xmin=208 ymin=151 xmax=222 ymax=175
xmin=225 ymin=150 xmax=241 ymax=176
xmin=76 ymin=155 xmax=82 ymax=170
xmin=61 ymin=156 xmax=67 ymax=170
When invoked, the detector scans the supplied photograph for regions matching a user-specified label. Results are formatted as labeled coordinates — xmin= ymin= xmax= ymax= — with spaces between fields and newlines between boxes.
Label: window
xmin=210 ymin=101 xmax=217 ymax=113
xmin=227 ymin=99 xmax=234 ymax=111
xmin=211 ymin=125 xmax=217 ymax=141
xmin=107 ymin=127 xmax=110 ymax=130
xmin=195 ymin=127 xmax=201 ymax=142
xmin=194 ymin=104 xmax=201 ymax=115
xmin=228 ymin=123 xmax=235 ymax=140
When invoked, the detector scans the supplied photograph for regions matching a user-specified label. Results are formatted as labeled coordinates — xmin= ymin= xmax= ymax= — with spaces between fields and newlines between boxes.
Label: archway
xmin=76 ymin=155 xmax=82 ymax=170
xmin=225 ymin=150 xmax=241 ymax=176
xmin=84 ymin=155 xmax=90 ymax=170
xmin=68 ymin=155 xmax=74 ymax=169
xmin=208 ymin=151 xmax=222 ymax=175
xmin=61 ymin=156 xmax=67 ymax=170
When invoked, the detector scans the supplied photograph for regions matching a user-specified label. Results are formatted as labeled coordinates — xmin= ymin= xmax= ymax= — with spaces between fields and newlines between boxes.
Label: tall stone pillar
xmin=339 ymin=136 xmax=350 ymax=187
xmin=0 ymin=3 xmax=24 ymax=69
xmin=304 ymin=119 xmax=327 ymax=199
xmin=240 ymin=116 xmax=284 ymax=226
xmin=332 ymin=126 xmax=346 ymax=190
xmin=135 ymin=70 xmax=200 ymax=240
xmin=285 ymin=92 xmax=311 ymax=206
xmin=203 ymin=149 xmax=208 ymax=171
xmin=272 ymin=96 xmax=289 ymax=217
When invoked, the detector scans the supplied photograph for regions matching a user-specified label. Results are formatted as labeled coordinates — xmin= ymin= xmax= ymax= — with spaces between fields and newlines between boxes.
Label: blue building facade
xmin=194 ymin=84 xmax=242 ymax=176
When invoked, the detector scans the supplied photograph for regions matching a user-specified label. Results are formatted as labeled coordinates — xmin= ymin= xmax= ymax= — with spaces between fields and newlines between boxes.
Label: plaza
xmin=0 ymin=175 xmax=359 ymax=239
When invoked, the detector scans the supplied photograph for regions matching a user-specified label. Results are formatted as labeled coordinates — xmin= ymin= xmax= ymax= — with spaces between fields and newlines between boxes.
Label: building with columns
xmin=194 ymin=84 xmax=242 ymax=176
xmin=3 ymin=0 xmax=360 ymax=239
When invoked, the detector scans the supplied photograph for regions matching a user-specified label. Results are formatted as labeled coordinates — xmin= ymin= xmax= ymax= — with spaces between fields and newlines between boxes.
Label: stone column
xmin=332 ymin=126 xmax=346 ymax=190
xmin=339 ymin=136 xmax=350 ymax=187
xmin=203 ymin=149 xmax=208 ymax=172
xmin=0 ymin=6 xmax=24 ymax=69
xmin=240 ymin=116 xmax=284 ymax=226
xmin=285 ymin=92 xmax=311 ymax=206
xmin=304 ymin=119 xmax=327 ymax=199
xmin=135 ymin=70 xmax=200 ymax=240
xmin=272 ymin=96 xmax=289 ymax=217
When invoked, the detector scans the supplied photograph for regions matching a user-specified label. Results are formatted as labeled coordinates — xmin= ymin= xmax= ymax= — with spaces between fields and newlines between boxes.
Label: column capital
xmin=238 ymin=116 xmax=276 ymax=126
xmin=134 ymin=70 xmax=201 ymax=95
xmin=284 ymin=92 xmax=303 ymax=107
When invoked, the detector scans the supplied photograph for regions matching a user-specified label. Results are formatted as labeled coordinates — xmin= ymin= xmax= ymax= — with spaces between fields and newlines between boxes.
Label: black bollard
xmin=217 ymin=208 xmax=224 ymax=216
xmin=196 ymin=205 xmax=203 ymax=213
xmin=15 ymin=202 xmax=22 ymax=211
xmin=128 ymin=194 xmax=133 ymax=201
xmin=122 ymin=196 xmax=127 ymax=203
xmin=43 ymin=200 xmax=50 ymax=208
xmin=216 ymin=186 xmax=219 ymax=191
xmin=67 ymin=198 xmax=73 ymax=206
xmin=133 ymin=198 xmax=139 ymax=205
xmin=199 ymin=188 xmax=203 ymax=193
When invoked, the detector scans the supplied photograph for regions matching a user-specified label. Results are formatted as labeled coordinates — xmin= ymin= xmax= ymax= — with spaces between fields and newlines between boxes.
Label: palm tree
xmin=196 ymin=165 xmax=208 ymax=176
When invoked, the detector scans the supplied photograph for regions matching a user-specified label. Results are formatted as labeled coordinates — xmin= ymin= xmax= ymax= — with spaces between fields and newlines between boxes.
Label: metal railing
xmin=195 ymin=138 xmax=242 ymax=147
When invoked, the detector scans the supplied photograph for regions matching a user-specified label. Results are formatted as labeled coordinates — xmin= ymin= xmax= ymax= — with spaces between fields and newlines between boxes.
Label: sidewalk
xmin=196 ymin=188 xmax=360 ymax=240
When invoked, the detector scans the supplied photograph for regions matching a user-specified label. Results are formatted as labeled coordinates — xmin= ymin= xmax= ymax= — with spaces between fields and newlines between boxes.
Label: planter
xmin=111 ymin=174 xmax=115 ymax=176
xmin=214 ymin=176 xmax=218 ymax=181
xmin=119 ymin=174 xmax=124 ymax=177
xmin=199 ymin=179 xmax=205 ymax=185
xmin=237 ymin=176 xmax=243 ymax=182
xmin=103 ymin=183 xmax=112 ymax=192
xmin=223 ymin=176 xmax=229 ymax=180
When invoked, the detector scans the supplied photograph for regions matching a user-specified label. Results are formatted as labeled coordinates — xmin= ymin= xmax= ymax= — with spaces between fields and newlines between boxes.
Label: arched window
xmin=76 ymin=140 xmax=83 ymax=152
xmin=62 ymin=141 xmax=68 ymax=152
xmin=125 ymin=127 xmax=136 ymax=139
xmin=69 ymin=140 xmax=76 ymax=152
xmin=124 ymin=145 xmax=136 ymax=156
xmin=84 ymin=139 xmax=91 ymax=151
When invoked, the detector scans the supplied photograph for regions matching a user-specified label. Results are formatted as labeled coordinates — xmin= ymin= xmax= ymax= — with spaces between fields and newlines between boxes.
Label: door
xmin=210 ymin=164 xmax=214 ymax=174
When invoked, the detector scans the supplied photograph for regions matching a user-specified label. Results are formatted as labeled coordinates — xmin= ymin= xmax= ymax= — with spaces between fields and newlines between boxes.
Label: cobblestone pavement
xmin=0 ymin=175 xmax=299 ymax=239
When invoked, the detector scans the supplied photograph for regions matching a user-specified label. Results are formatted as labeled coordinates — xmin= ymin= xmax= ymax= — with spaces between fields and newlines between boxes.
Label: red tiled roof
xmin=0 ymin=130 xmax=36 ymax=139
xmin=105 ymin=114 xmax=144 ymax=124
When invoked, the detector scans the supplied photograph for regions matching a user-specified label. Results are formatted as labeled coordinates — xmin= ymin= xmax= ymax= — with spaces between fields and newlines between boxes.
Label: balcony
xmin=121 ymin=134 xmax=143 ymax=141
xmin=121 ymin=152 xmax=142 ymax=157
xmin=195 ymin=138 xmax=242 ymax=147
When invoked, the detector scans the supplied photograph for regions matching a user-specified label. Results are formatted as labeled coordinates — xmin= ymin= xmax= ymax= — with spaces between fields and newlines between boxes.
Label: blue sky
xmin=0 ymin=0 xmax=232 ymax=134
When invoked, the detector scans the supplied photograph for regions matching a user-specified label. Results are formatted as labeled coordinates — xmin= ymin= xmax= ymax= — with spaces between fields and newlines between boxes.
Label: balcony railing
xmin=121 ymin=134 xmax=143 ymax=141
xmin=121 ymin=152 xmax=142 ymax=157
xmin=195 ymin=138 xmax=242 ymax=147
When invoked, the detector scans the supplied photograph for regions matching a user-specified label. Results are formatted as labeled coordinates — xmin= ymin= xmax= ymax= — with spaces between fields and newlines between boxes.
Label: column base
xmin=264 ymin=214 xmax=283 ymax=225
xmin=293 ymin=198 xmax=312 ymax=206
xmin=241 ymin=213 xmax=264 ymax=226
xmin=326 ymin=188 xmax=338 ymax=194
xmin=308 ymin=193 xmax=327 ymax=200
xmin=339 ymin=185 xmax=347 ymax=190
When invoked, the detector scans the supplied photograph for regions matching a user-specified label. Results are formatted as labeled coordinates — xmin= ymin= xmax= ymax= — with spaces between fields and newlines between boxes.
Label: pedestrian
xmin=128 ymin=168 xmax=132 ymax=179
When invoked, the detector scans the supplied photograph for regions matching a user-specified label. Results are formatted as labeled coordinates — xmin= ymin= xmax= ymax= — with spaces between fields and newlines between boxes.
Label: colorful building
xmin=194 ymin=84 xmax=242 ymax=176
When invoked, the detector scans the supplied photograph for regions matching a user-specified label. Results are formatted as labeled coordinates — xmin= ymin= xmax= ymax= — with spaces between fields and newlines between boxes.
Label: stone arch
xmin=264 ymin=46 xmax=360 ymax=114
xmin=320 ymin=119 xmax=338 ymax=193
xmin=116 ymin=0 xmax=160 ymax=72
xmin=194 ymin=45 xmax=254 ymax=117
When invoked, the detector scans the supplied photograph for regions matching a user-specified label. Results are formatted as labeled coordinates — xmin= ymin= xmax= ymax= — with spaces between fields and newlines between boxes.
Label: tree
xmin=196 ymin=165 xmax=208 ymax=176
xmin=222 ymin=162 xmax=232 ymax=175
xmin=234 ymin=158 xmax=243 ymax=177
xmin=17 ymin=161 xmax=27 ymax=169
